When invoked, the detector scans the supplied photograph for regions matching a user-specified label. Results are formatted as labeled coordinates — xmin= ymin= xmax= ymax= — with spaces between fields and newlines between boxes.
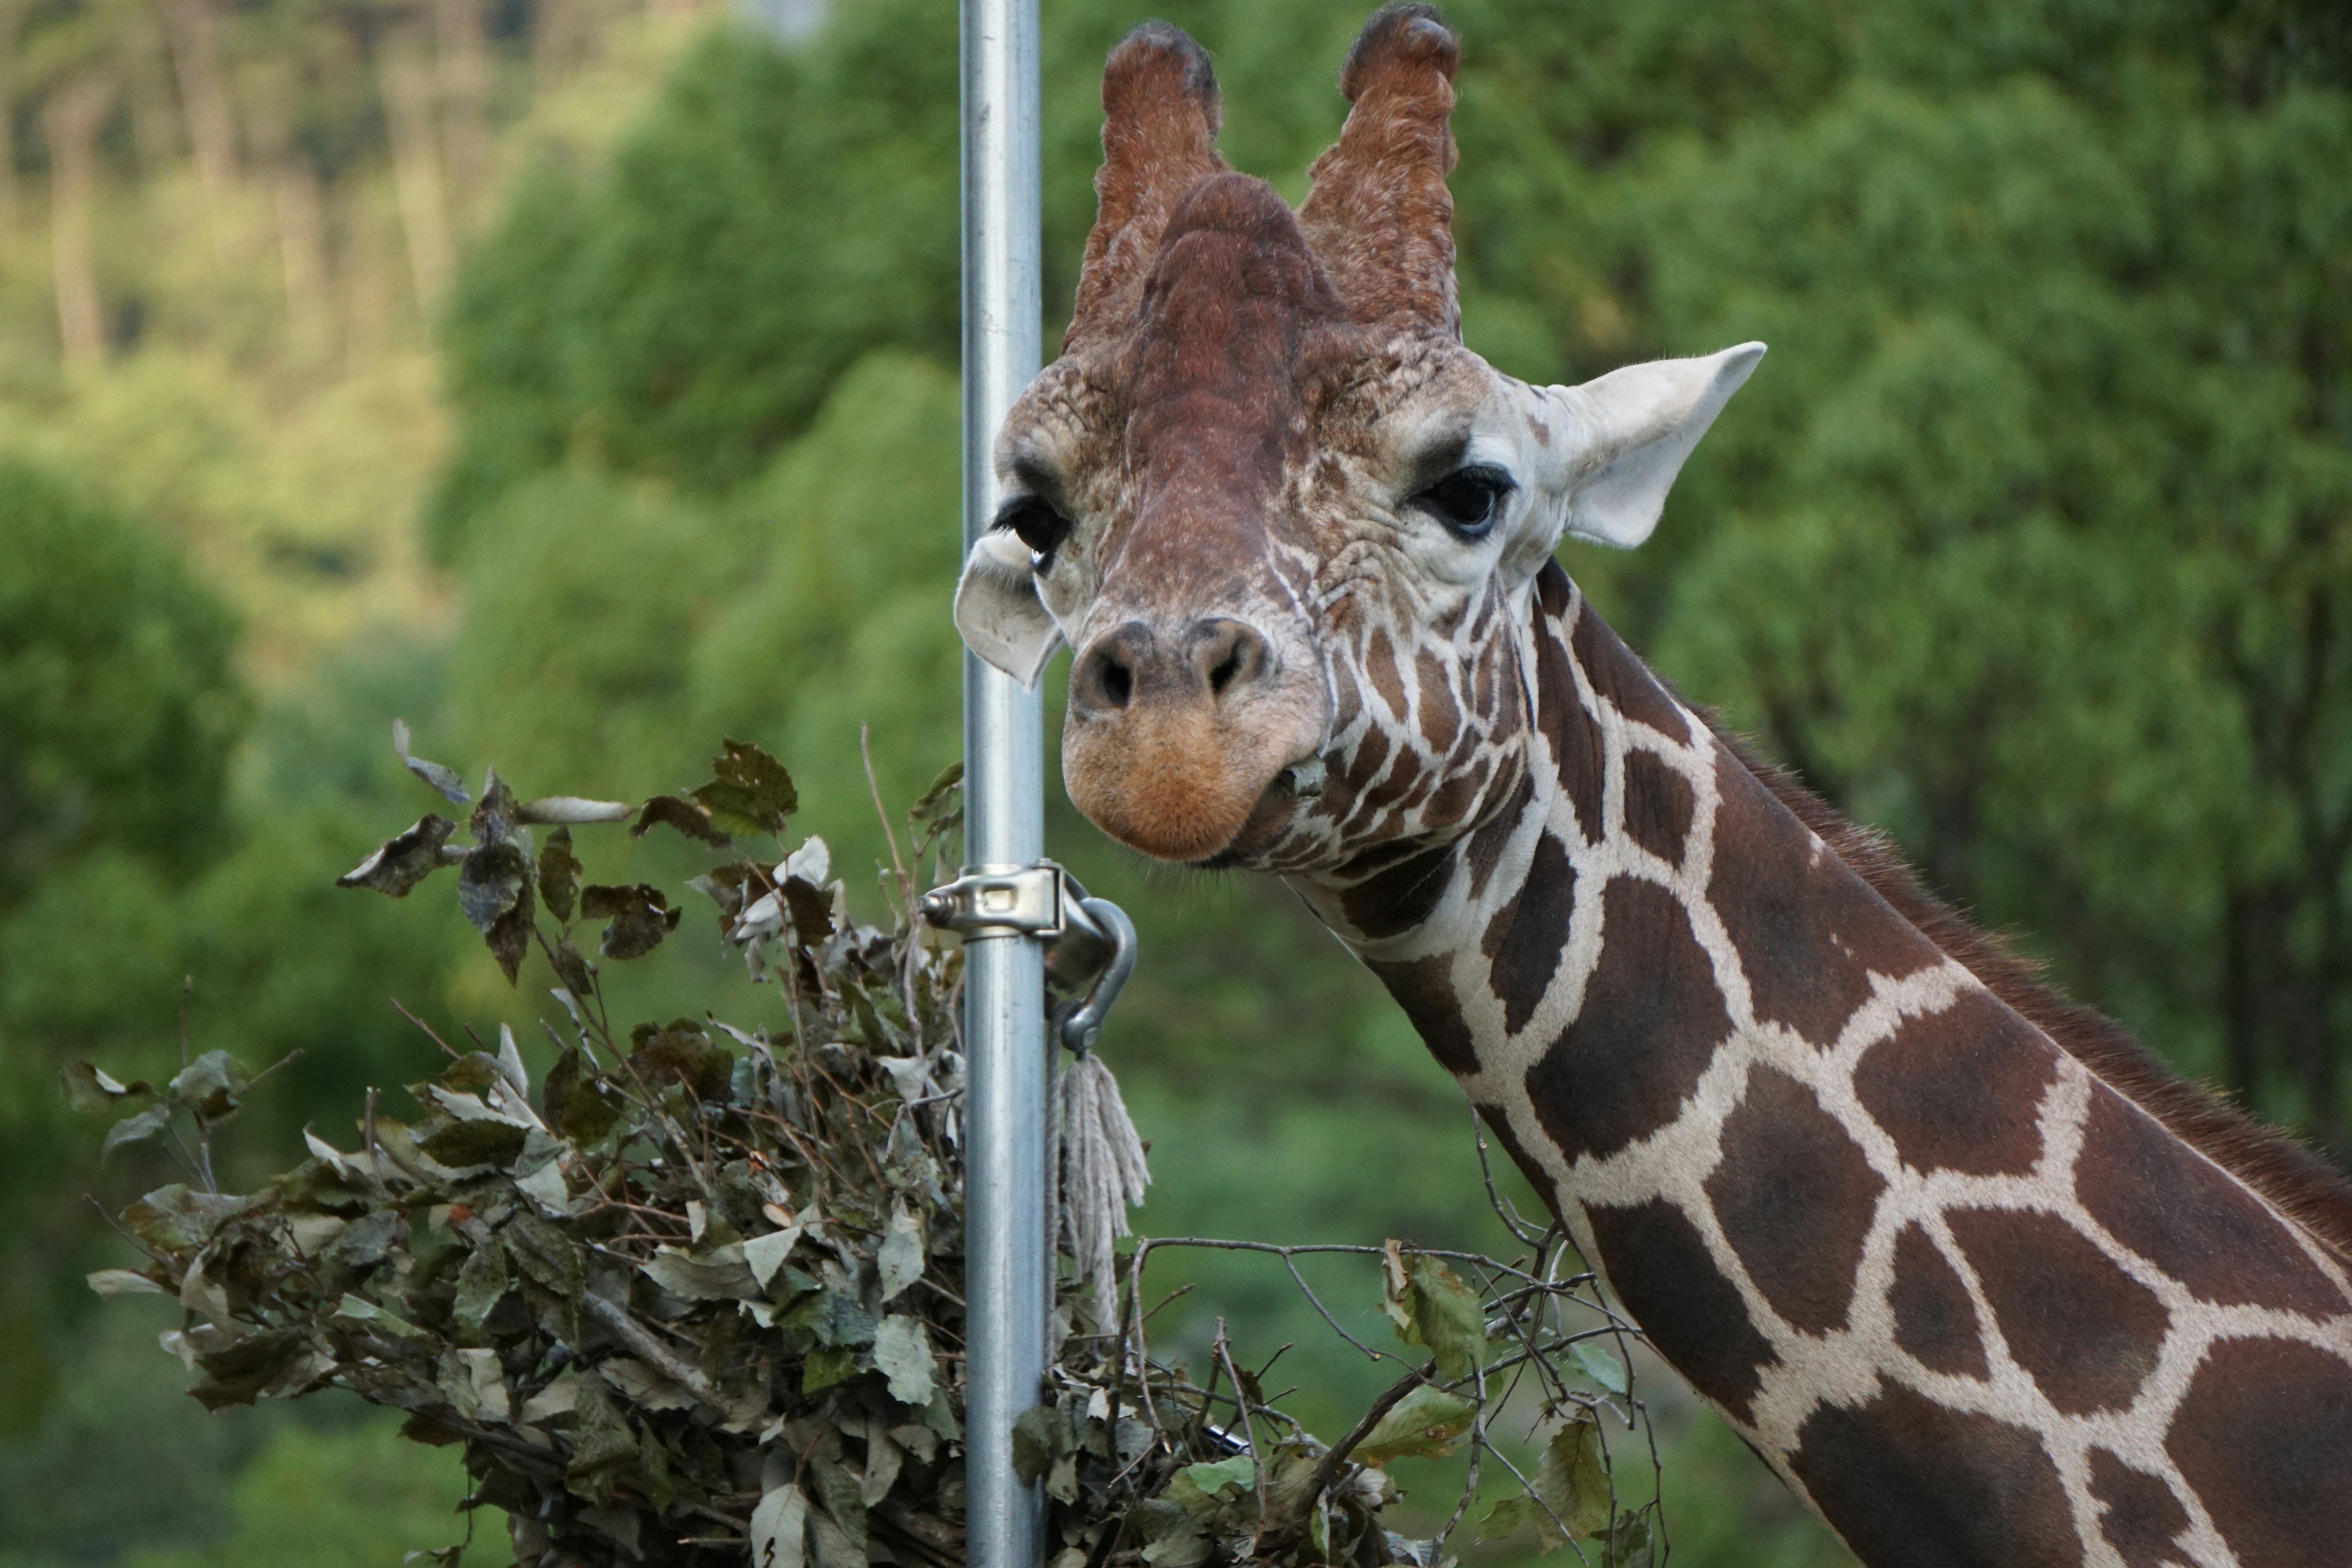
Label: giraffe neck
xmin=1292 ymin=563 xmax=2352 ymax=1568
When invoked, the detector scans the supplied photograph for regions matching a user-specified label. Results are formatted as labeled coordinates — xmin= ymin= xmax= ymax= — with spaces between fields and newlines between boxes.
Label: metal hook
xmin=1055 ymin=897 xmax=1136 ymax=1057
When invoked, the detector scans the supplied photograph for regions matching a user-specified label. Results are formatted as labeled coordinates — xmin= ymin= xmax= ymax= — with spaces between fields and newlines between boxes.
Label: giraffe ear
xmin=1296 ymin=5 xmax=1460 ymax=336
xmin=1065 ymin=23 xmax=1229 ymax=352
xmin=954 ymin=529 xmax=1065 ymax=688
xmin=1550 ymin=343 xmax=1766 ymax=549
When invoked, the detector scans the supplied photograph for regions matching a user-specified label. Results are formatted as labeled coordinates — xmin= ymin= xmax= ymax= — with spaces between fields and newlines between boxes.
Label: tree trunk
xmin=532 ymin=0 xmax=584 ymax=86
xmin=377 ymin=31 xmax=452 ymax=310
xmin=249 ymin=99 xmax=333 ymax=358
xmin=155 ymin=0 xmax=236 ymax=203
xmin=0 ymin=4 xmax=23 ymax=232
xmin=43 ymin=74 xmax=113 ymax=372
xmin=432 ymin=0 xmax=491 ymax=228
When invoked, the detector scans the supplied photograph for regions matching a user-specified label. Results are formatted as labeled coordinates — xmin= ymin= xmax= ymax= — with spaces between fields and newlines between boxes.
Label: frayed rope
xmin=1060 ymin=1050 xmax=1150 ymax=1329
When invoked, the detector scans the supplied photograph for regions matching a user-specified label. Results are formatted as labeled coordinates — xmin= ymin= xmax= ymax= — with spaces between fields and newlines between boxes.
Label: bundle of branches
xmin=72 ymin=733 xmax=1667 ymax=1568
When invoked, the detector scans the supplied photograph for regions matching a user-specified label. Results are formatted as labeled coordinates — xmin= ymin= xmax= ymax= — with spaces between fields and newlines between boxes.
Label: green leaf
xmin=1488 ymin=1414 xmax=1612 ymax=1549
xmin=801 ymin=1344 xmax=857 ymax=1393
xmin=1352 ymin=1384 xmax=1476 ymax=1465
xmin=1166 ymin=1455 xmax=1256 ymax=1520
xmin=1571 ymin=1338 xmax=1629 ymax=1396
xmin=192 ymin=1326 xmax=323 ymax=1411
xmin=1382 ymin=1246 xmax=1488 ymax=1381
xmin=167 ymin=1050 xmax=252 ymax=1120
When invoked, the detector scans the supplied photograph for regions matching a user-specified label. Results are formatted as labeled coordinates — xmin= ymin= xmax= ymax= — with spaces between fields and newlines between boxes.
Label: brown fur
xmin=1713 ymin=722 xmax=2352 ymax=1268
xmin=1295 ymin=4 xmax=1460 ymax=335
xmin=1068 ymin=23 xmax=1230 ymax=351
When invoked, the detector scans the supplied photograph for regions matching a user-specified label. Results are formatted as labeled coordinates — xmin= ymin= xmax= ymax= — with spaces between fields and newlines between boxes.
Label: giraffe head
xmin=956 ymin=6 xmax=1761 ymax=872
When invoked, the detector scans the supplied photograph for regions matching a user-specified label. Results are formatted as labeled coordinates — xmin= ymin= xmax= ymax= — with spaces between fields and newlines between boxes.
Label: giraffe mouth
xmin=1187 ymin=756 xmax=1326 ymax=869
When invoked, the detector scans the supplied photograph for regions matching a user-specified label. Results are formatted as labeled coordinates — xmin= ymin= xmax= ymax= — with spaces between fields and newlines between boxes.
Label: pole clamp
xmin=921 ymin=862 xmax=1137 ymax=1055
xmin=918 ymin=862 xmax=1066 ymax=939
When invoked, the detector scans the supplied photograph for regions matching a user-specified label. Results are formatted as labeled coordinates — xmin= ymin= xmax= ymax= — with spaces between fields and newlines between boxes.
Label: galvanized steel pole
xmin=959 ymin=2 xmax=1047 ymax=1568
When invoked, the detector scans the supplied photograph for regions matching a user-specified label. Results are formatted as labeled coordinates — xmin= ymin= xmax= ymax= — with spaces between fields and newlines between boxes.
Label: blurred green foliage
xmin=1 ymin=0 xmax=2348 ymax=1564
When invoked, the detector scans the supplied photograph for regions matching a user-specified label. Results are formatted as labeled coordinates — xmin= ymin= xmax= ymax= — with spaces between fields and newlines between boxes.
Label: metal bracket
xmin=921 ymin=862 xmax=1138 ymax=1055
xmin=919 ymin=862 xmax=1066 ymax=939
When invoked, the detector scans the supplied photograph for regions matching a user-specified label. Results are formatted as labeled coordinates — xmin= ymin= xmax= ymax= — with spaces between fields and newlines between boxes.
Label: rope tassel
xmin=1060 ymin=1049 xmax=1150 ymax=1328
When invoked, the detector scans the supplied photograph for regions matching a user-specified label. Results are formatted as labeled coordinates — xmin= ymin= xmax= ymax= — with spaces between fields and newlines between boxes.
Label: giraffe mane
xmin=1710 ymin=721 xmax=2352 ymax=1270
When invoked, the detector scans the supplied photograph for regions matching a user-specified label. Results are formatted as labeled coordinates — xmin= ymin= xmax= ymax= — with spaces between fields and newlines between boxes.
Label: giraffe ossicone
xmin=954 ymin=8 xmax=2352 ymax=1564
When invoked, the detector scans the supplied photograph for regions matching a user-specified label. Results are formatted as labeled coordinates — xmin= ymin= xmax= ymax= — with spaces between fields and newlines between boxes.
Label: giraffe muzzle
xmin=1062 ymin=615 xmax=1328 ymax=862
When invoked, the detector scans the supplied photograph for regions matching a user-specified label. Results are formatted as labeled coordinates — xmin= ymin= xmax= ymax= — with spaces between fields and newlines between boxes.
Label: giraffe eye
xmin=1414 ymin=464 xmax=1515 ymax=538
xmin=993 ymin=494 xmax=1072 ymax=566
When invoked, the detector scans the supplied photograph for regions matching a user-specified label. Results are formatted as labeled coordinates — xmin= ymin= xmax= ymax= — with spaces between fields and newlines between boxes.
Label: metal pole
xmin=960 ymin=2 xmax=1046 ymax=1568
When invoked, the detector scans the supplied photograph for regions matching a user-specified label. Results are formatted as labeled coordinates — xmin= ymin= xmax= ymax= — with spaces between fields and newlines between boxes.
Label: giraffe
xmin=951 ymin=9 xmax=2352 ymax=1564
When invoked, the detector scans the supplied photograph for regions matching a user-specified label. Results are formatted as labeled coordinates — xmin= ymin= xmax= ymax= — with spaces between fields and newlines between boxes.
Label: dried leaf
xmin=635 ymin=794 xmax=731 ymax=847
xmin=62 ymin=1061 xmax=151 ymax=1114
xmin=168 ymin=1050 xmax=252 ymax=1120
xmin=750 ymin=1483 xmax=809 ymax=1568
xmin=538 ymin=828 xmax=581 ymax=924
xmin=87 ymin=1268 xmax=168 ymax=1297
xmin=692 ymin=739 xmax=798 ymax=837
xmin=583 ymin=883 xmax=679 ymax=960
xmin=543 ymin=1047 xmax=620 ymax=1144
xmin=876 ymin=1204 xmax=925 ymax=1302
xmin=872 ymin=1314 xmax=935 ymax=1408
xmin=338 ymin=814 xmax=458 ymax=898
xmin=393 ymin=720 xmax=469 ymax=805
xmin=102 ymin=1103 xmax=174 ymax=1158
xmin=516 ymin=796 xmax=632 ymax=824
xmin=626 ymin=1019 xmax=731 ymax=1100
xmin=642 ymin=1245 xmax=758 ymax=1302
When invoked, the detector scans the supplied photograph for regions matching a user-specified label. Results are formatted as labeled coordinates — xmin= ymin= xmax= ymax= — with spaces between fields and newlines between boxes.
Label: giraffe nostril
xmin=1208 ymin=647 xmax=1243 ymax=695
xmin=1101 ymin=657 xmax=1133 ymax=708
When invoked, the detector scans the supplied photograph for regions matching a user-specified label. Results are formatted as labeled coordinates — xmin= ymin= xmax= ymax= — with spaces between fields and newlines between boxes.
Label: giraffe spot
xmin=1946 ymin=1208 xmax=2169 ymax=1414
xmin=1622 ymin=748 xmax=1694 ymax=865
xmin=1346 ymin=723 xmax=1393 ymax=803
xmin=1338 ymin=839 xmax=1457 ymax=940
xmin=1461 ymin=771 xmax=1533 ymax=905
xmin=1569 ymin=600 xmax=1687 ymax=737
xmin=1366 ymin=627 xmax=1406 ymax=720
xmin=2086 ymin=1448 xmax=2192 ymax=1568
xmin=1366 ymin=954 xmax=1477 ymax=1076
xmin=1705 ymin=1066 xmax=1884 ymax=1335
xmin=2166 ymin=1336 xmax=2352 ymax=1568
xmin=1423 ymin=752 xmax=1491 ymax=829
xmin=1415 ymin=648 xmax=1461 ymax=755
xmin=1711 ymin=753 xmax=1942 ymax=1047
xmin=1530 ymin=569 xmax=1604 ymax=845
xmin=2075 ymin=1087 xmax=2349 ymax=1317
xmin=1474 ymin=1101 xmax=1561 ymax=1208
xmin=1583 ymin=1198 xmax=1777 ymax=1423
xmin=1480 ymin=832 xmax=1576 ymax=1035
xmin=1889 ymin=1223 xmax=1988 ymax=1379
xmin=1525 ymin=876 xmax=1730 ymax=1164
xmin=1789 ymin=1379 xmax=2082 ymax=1568
xmin=1853 ymin=988 xmax=2056 ymax=1175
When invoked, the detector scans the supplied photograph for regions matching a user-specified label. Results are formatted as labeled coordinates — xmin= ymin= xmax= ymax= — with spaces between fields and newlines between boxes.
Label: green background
xmin=1 ymin=0 xmax=2347 ymax=1562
